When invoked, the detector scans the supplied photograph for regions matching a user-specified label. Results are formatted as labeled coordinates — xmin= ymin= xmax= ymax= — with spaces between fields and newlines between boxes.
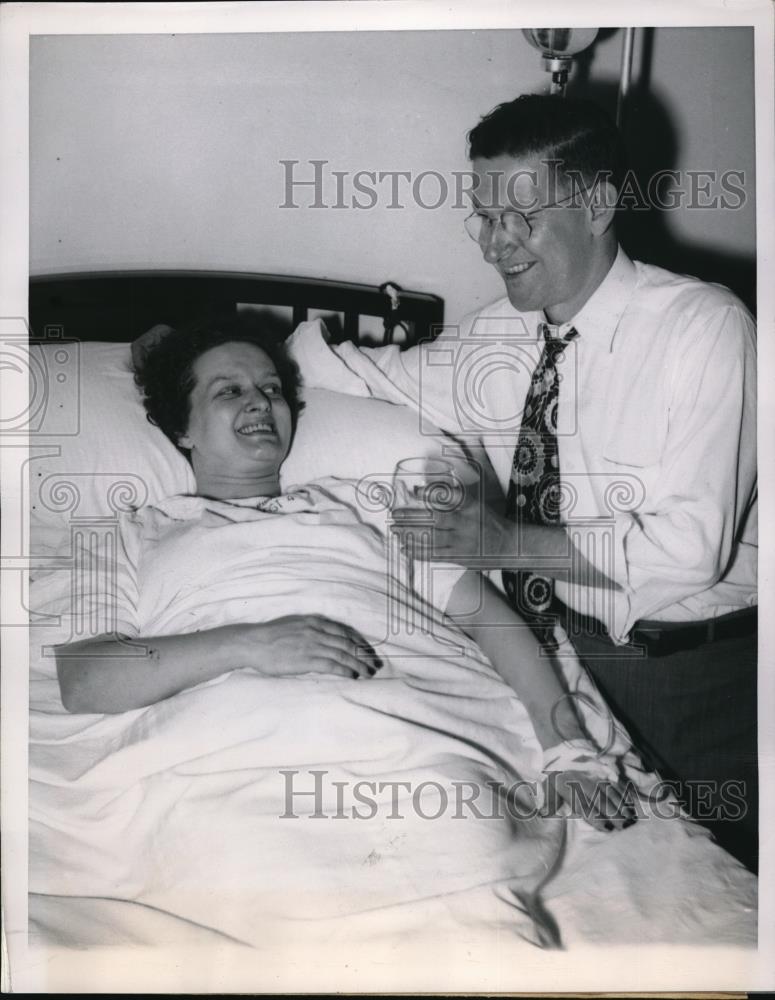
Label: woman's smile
xmin=179 ymin=341 xmax=294 ymax=498
xmin=237 ymin=419 xmax=277 ymax=437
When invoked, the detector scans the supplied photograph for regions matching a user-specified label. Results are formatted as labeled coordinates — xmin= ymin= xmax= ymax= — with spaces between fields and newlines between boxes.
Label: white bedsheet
xmin=27 ymin=479 xmax=757 ymax=984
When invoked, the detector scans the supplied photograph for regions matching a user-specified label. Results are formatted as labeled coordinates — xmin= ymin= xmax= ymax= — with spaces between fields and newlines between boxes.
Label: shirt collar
xmin=152 ymin=495 xmax=206 ymax=520
xmin=564 ymin=246 xmax=638 ymax=351
xmin=151 ymin=493 xmax=276 ymax=521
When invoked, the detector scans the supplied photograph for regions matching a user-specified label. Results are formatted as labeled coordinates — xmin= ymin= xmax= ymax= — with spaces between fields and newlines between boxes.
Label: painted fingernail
xmin=623 ymin=818 xmax=637 ymax=829
xmin=604 ymin=821 xmax=614 ymax=831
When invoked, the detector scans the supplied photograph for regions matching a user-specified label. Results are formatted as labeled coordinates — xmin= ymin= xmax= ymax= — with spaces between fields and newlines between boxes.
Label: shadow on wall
xmin=570 ymin=30 xmax=756 ymax=315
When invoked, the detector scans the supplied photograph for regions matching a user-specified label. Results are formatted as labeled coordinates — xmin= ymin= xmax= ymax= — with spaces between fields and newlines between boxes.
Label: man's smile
xmin=501 ymin=260 xmax=536 ymax=277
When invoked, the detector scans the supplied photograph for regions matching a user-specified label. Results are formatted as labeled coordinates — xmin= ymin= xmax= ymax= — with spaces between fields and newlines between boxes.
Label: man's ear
xmin=588 ymin=180 xmax=617 ymax=236
xmin=177 ymin=432 xmax=192 ymax=450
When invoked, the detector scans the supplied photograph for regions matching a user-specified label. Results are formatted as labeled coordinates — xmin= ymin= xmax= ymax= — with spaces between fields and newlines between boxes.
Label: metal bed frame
xmin=28 ymin=271 xmax=444 ymax=346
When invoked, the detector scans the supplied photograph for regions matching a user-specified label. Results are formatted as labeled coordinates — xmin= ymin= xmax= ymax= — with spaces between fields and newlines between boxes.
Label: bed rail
xmin=28 ymin=270 xmax=444 ymax=348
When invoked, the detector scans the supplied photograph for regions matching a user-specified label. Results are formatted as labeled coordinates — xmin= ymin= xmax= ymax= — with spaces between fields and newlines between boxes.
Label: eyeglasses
xmin=464 ymin=188 xmax=590 ymax=245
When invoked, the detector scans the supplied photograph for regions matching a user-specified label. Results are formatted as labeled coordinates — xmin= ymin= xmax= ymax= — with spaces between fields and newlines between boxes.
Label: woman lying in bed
xmin=55 ymin=314 xmax=635 ymax=831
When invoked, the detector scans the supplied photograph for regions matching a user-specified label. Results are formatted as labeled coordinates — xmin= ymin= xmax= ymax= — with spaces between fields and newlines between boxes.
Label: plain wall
xmin=30 ymin=27 xmax=756 ymax=327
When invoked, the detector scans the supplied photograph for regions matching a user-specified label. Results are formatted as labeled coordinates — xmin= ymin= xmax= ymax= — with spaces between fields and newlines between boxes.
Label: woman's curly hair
xmin=133 ymin=312 xmax=303 ymax=455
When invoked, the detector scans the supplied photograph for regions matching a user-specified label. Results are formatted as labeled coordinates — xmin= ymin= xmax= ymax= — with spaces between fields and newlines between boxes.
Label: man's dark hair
xmin=468 ymin=94 xmax=627 ymax=194
xmin=134 ymin=312 xmax=303 ymax=454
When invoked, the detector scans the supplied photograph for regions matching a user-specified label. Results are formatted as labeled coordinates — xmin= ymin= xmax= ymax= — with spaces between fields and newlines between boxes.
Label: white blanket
xmin=27 ymin=479 xmax=757 ymax=986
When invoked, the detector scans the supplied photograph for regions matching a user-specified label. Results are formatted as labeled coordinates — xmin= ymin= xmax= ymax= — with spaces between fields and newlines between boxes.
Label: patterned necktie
xmin=502 ymin=322 xmax=579 ymax=645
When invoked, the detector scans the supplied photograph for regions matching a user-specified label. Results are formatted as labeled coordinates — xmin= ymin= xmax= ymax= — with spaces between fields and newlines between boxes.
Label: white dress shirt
xmin=356 ymin=248 xmax=757 ymax=642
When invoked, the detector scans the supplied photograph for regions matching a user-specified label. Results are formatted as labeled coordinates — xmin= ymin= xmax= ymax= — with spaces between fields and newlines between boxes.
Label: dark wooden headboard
xmin=28 ymin=271 xmax=444 ymax=347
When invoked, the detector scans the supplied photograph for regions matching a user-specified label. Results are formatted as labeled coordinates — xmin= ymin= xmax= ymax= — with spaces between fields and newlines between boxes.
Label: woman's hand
xmin=547 ymin=770 xmax=638 ymax=832
xmin=234 ymin=615 xmax=382 ymax=680
xmin=541 ymin=738 xmax=637 ymax=832
xmin=56 ymin=616 xmax=382 ymax=715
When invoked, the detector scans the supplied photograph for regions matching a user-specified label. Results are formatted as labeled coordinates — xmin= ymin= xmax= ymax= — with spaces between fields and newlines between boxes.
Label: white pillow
xmin=28 ymin=340 xmax=443 ymax=552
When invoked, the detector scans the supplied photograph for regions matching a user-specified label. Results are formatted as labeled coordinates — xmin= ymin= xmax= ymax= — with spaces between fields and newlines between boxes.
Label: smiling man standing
xmin=356 ymin=94 xmax=758 ymax=869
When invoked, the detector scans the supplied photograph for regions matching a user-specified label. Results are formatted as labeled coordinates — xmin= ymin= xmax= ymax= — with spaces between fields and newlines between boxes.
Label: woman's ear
xmin=177 ymin=432 xmax=192 ymax=450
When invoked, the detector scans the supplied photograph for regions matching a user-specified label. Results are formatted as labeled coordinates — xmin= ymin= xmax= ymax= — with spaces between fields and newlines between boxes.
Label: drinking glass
xmin=390 ymin=458 xmax=460 ymax=595
xmin=391 ymin=457 xmax=456 ymax=515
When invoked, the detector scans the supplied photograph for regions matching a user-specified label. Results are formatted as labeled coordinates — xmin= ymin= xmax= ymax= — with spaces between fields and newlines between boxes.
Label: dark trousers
xmin=565 ymin=610 xmax=758 ymax=872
